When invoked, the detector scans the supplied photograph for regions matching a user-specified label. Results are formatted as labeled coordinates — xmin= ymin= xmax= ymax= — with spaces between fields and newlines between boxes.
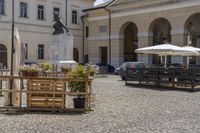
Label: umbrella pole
xmin=9 ymin=0 xmax=15 ymax=106
xmin=165 ymin=56 xmax=167 ymax=68
xmin=187 ymin=56 xmax=189 ymax=68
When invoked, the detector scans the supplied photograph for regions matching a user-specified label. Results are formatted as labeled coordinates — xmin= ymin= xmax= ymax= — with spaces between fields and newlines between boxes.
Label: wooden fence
xmin=0 ymin=69 xmax=10 ymax=96
xmin=125 ymin=68 xmax=200 ymax=92
xmin=0 ymin=76 xmax=93 ymax=113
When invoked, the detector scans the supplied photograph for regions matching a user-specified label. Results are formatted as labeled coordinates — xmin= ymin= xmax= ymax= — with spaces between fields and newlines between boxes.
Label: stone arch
xmin=119 ymin=22 xmax=138 ymax=62
xmin=149 ymin=17 xmax=172 ymax=45
xmin=0 ymin=44 xmax=7 ymax=68
xmin=148 ymin=17 xmax=172 ymax=65
xmin=184 ymin=13 xmax=200 ymax=64
xmin=73 ymin=48 xmax=79 ymax=63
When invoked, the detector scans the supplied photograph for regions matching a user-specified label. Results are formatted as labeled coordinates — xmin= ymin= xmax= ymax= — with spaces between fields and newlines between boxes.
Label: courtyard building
xmin=83 ymin=0 xmax=200 ymax=68
xmin=0 ymin=0 xmax=94 ymax=68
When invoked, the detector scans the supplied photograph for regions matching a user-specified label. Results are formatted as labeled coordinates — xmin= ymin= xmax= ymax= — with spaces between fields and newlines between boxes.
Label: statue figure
xmin=53 ymin=12 xmax=69 ymax=35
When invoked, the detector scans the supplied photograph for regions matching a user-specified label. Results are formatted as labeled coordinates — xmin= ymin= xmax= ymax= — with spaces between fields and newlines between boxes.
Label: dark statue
xmin=53 ymin=12 xmax=69 ymax=35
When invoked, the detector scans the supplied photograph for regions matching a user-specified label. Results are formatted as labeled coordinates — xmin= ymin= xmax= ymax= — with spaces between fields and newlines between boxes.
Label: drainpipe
xmin=105 ymin=8 xmax=111 ymax=65
xmin=81 ymin=15 xmax=88 ymax=64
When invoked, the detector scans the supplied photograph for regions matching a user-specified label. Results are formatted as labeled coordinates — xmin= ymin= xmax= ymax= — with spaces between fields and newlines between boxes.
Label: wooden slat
xmin=0 ymin=75 xmax=93 ymax=113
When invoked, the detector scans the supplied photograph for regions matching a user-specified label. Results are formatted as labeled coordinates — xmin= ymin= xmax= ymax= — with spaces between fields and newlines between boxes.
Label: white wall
xmin=0 ymin=0 xmax=94 ymax=68
xmin=67 ymin=0 xmax=94 ymax=63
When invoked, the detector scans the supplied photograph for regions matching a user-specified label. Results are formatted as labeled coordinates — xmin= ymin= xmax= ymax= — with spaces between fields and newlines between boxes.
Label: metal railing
xmin=95 ymin=66 xmax=108 ymax=78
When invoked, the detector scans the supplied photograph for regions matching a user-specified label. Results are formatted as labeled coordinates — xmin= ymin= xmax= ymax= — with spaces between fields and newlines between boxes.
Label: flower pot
xmin=73 ymin=98 xmax=85 ymax=108
xmin=21 ymin=71 xmax=38 ymax=77
xmin=30 ymin=72 xmax=39 ymax=77
xmin=21 ymin=71 xmax=28 ymax=77
xmin=61 ymin=68 xmax=71 ymax=73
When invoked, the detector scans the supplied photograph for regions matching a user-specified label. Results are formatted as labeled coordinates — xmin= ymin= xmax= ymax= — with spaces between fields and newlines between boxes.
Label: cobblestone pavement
xmin=0 ymin=75 xmax=200 ymax=133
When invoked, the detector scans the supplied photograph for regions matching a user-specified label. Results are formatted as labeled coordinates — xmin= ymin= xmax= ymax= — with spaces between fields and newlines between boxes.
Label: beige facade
xmin=0 ymin=0 xmax=94 ymax=68
xmin=84 ymin=0 xmax=200 ymax=68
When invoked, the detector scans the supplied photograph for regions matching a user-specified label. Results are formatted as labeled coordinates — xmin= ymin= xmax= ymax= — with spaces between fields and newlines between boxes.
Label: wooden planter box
xmin=21 ymin=71 xmax=39 ymax=77
xmin=27 ymin=79 xmax=65 ymax=109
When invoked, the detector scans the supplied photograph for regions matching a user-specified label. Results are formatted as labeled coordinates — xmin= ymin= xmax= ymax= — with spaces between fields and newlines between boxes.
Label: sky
xmin=95 ymin=0 xmax=110 ymax=6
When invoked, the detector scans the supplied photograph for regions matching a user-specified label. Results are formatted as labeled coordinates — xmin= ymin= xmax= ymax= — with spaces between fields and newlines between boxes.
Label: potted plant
xmin=86 ymin=65 xmax=96 ymax=76
xmin=40 ymin=62 xmax=51 ymax=76
xmin=68 ymin=65 xmax=89 ymax=108
xmin=61 ymin=65 xmax=72 ymax=77
xmin=19 ymin=65 xmax=41 ymax=77
xmin=40 ymin=62 xmax=51 ymax=71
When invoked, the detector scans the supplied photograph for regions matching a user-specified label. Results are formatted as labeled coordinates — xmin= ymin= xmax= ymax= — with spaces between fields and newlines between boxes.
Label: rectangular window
xmin=20 ymin=2 xmax=27 ymax=18
xmin=86 ymin=26 xmax=89 ymax=38
xmin=38 ymin=44 xmax=44 ymax=60
xmin=72 ymin=10 xmax=77 ymax=24
xmin=25 ymin=43 xmax=28 ymax=59
xmin=0 ymin=0 xmax=4 ymax=15
xmin=99 ymin=25 xmax=108 ymax=33
xmin=38 ymin=5 xmax=44 ymax=20
xmin=53 ymin=7 xmax=59 ymax=21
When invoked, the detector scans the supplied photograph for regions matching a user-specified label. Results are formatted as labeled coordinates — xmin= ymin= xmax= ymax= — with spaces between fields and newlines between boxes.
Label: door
xmin=100 ymin=47 xmax=107 ymax=64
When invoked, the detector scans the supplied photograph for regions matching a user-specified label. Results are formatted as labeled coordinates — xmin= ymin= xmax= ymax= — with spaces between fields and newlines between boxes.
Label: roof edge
xmin=83 ymin=0 xmax=116 ymax=12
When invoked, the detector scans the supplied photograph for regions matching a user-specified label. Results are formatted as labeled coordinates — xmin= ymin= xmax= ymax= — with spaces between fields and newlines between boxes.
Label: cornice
xmin=88 ymin=0 xmax=200 ymax=21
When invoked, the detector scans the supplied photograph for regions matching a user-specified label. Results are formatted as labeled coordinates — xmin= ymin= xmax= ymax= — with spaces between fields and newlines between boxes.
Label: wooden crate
xmin=27 ymin=79 xmax=65 ymax=109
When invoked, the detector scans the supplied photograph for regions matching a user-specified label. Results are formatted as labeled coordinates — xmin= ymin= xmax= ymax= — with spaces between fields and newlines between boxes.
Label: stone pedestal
xmin=49 ymin=33 xmax=73 ymax=64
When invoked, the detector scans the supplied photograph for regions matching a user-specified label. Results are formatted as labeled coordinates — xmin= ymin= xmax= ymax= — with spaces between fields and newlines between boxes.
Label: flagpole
xmin=9 ymin=0 xmax=15 ymax=106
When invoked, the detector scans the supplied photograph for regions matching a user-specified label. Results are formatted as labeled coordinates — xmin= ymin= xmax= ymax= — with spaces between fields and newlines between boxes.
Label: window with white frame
xmin=72 ymin=10 xmax=78 ymax=24
xmin=38 ymin=44 xmax=44 ymax=60
xmin=20 ymin=2 xmax=28 ymax=18
xmin=38 ymin=5 xmax=44 ymax=20
xmin=0 ymin=0 xmax=4 ymax=15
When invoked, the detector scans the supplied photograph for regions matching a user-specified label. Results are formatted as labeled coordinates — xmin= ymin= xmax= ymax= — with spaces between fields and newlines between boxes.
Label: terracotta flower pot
xmin=21 ymin=71 xmax=38 ymax=77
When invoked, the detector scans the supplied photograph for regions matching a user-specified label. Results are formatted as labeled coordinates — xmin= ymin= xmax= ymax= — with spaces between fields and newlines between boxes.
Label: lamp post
xmin=9 ymin=0 xmax=15 ymax=106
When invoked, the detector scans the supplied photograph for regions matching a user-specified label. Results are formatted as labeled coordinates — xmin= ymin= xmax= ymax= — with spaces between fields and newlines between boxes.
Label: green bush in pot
xmin=68 ymin=65 xmax=89 ymax=108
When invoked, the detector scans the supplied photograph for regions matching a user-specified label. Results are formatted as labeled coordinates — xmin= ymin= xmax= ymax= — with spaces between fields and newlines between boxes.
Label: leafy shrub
xmin=40 ymin=62 xmax=51 ymax=71
xmin=68 ymin=65 xmax=89 ymax=98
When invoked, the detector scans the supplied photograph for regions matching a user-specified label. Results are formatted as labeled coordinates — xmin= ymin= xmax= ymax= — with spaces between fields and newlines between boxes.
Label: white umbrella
xmin=135 ymin=43 xmax=199 ymax=68
xmin=13 ymin=28 xmax=26 ymax=75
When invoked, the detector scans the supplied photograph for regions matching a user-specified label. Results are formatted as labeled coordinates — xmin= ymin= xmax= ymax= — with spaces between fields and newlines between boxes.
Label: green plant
xmin=40 ymin=62 xmax=51 ymax=71
xmin=86 ymin=65 xmax=96 ymax=76
xmin=68 ymin=65 xmax=89 ymax=98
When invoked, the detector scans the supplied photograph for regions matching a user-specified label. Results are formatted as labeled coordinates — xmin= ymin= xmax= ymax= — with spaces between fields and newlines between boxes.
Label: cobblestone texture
xmin=0 ymin=75 xmax=199 ymax=133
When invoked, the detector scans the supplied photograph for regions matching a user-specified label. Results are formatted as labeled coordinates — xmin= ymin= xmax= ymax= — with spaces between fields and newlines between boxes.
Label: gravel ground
xmin=0 ymin=75 xmax=200 ymax=133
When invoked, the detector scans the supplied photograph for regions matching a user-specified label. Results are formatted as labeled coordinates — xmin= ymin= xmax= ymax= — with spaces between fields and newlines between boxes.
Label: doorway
xmin=100 ymin=47 xmax=107 ymax=64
